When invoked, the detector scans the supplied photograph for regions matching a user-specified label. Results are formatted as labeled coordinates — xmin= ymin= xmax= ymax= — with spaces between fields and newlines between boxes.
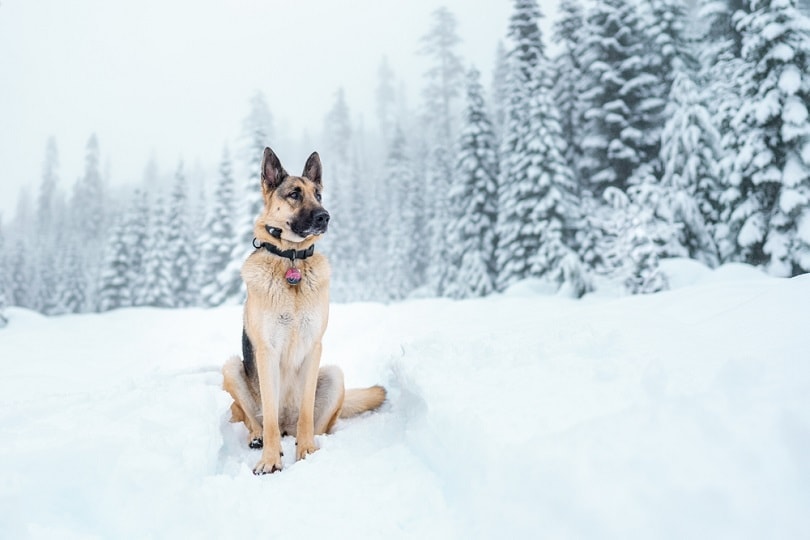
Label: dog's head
xmin=254 ymin=147 xmax=330 ymax=244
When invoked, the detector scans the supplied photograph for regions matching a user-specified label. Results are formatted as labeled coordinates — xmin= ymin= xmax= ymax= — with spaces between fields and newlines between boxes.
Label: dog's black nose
xmin=313 ymin=209 xmax=330 ymax=228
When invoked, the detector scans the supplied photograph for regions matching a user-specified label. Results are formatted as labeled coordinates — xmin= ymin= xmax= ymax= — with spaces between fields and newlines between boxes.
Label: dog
xmin=222 ymin=147 xmax=386 ymax=475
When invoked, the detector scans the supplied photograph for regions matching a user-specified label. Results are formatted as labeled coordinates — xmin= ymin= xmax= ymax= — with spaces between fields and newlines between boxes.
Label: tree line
xmin=1 ymin=0 xmax=809 ymax=324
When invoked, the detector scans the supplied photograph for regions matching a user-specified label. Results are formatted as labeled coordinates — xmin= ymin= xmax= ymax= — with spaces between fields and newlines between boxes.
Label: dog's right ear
xmin=261 ymin=147 xmax=288 ymax=191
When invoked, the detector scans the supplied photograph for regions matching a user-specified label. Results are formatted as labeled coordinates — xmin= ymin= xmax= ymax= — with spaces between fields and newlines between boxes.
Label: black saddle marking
xmin=242 ymin=327 xmax=255 ymax=379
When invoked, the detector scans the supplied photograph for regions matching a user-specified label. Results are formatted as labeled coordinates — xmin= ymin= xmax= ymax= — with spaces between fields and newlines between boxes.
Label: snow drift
xmin=0 ymin=261 xmax=808 ymax=539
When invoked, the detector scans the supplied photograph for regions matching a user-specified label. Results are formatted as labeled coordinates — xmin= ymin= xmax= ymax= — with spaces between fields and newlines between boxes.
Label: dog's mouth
xmin=266 ymin=214 xmax=329 ymax=242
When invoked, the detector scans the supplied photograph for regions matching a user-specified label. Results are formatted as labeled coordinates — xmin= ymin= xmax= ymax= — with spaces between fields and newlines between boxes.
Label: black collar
xmin=252 ymin=238 xmax=315 ymax=261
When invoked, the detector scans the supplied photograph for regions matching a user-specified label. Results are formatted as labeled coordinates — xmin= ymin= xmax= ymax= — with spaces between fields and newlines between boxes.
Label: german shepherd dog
xmin=222 ymin=147 xmax=386 ymax=475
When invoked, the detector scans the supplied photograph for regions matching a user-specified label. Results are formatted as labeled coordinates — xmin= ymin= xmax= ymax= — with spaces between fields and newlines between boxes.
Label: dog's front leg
xmin=296 ymin=341 xmax=322 ymax=461
xmin=253 ymin=342 xmax=283 ymax=475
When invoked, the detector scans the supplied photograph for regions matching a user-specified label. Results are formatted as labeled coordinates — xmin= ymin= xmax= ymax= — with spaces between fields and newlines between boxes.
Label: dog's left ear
xmin=302 ymin=152 xmax=322 ymax=186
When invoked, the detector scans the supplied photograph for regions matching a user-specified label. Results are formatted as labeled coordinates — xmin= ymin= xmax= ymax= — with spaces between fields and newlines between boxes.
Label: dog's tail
xmin=340 ymin=385 xmax=387 ymax=419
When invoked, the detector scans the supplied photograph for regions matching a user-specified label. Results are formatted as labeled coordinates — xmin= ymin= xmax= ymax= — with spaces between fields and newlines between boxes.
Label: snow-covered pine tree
xmin=9 ymin=237 xmax=32 ymax=309
xmin=658 ymin=71 xmax=724 ymax=265
xmin=599 ymin=186 xmax=669 ymax=293
xmin=420 ymin=6 xmax=465 ymax=158
xmin=137 ymin=195 xmax=173 ymax=307
xmin=0 ymin=217 xmax=8 ymax=328
xmin=37 ymin=137 xmax=59 ymax=235
xmin=71 ymin=134 xmax=107 ymax=311
xmin=201 ymin=147 xmax=237 ymax=307
xmin=698 ymin=0 xmax=747 ymax=61
xmin=8 ymin=189 xmax=35 ymax=310
xmin=384 ymin=126 xmax=420 ymax=300
xmin=497 ymin=0 xmax=587 ymax=293
xmin=376 ymin=57 xmax=398 ymax=145
xmin=220 ymin=92 xmax=275 ymax=304
xmin=187 ymin=168 xmax=209 ymax=307
xmin=33 ymin=137 xmax=62 ymax=314
xmin=645 ymin=0 xmax=695 ymax=86
xmin=640 ymin=0 xmax=694 ymax=177
xmin=98 ymin=212 xmax=132 ymax=312
xmin=123 ymin=189 xmax=150 ymax=306
xmin=49 ymin=238 xmax=86 ymax=315
xmin=420 ymin=6 xmax=465 ymax=295
xmin=166 ymin=161 xmax=194 ymax=307
xmin=320 ymin=88 xmax=359 ymax=301
xmin=490 ymin=41 xmax=510 ymax=141
xmin=696 ymin=0 xmax=747 ymax=262
xmin=577 ymin=0 xmax=664 ymax=195
xmin=722 ymin=0 xmax=810 ymax=275
xmin=444 ymin=68 xmax=499 ymax=299
xmin=552 ymin=0 xmax=586 ymax=174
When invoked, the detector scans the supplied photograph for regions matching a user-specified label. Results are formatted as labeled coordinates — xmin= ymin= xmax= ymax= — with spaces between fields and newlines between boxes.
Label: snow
xmin=782 ymin=96 xmax=808 ymax=126
xmin=737 ymin=212 xmax=766 ymax=247
xmin=778 ymin=65 xmax=802 ymax=95
xmin=799 ymin=211 xmax=810 ymax=243
xmin=1 ymin=264 xmax=809 ymax=538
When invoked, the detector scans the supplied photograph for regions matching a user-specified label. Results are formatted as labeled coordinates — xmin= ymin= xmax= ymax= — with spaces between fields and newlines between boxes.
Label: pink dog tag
xmin=285 ymin=267 xmax=302 ymax=285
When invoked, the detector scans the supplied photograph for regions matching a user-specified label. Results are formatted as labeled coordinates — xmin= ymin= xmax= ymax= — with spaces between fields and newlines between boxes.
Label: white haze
xmin=0 ymin=0 xmax=537 ymax=216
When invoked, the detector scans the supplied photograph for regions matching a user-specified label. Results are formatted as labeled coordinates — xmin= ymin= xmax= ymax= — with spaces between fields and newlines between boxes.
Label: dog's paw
xmin=248 ymin=436 xmax=263 ymax=449
xmin=253 ymin=453 xmax=283 ymax=475
xmin=295 ymin=438 xmax=317 ymax=461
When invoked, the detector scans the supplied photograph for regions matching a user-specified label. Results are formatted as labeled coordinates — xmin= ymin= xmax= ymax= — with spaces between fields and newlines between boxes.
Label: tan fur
xmin=221 ymin=147 xmax=386 ymax=475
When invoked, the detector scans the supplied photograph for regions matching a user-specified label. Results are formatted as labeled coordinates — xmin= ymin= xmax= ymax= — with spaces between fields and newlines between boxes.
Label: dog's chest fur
xmin=242 ymin=250 xmax=330 ymax=371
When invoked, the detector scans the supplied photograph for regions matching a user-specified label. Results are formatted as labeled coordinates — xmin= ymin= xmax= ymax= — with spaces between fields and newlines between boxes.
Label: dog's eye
xmin=315 ymin=192 xmax=322 ymax=202
xmin=288 ymin=191 xmax=301 ymax=201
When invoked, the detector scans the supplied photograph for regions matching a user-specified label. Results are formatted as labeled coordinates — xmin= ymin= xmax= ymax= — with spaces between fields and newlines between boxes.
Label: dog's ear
xmin=302 ymin=152 xmax=322 ymax=186
xmin=261 ymin=147 xmax=288 ymax=191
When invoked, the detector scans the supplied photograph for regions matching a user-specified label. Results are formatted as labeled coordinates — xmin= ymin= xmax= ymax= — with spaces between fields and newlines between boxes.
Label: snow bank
xmin=1 ymin=268 xmax=808 ymax=538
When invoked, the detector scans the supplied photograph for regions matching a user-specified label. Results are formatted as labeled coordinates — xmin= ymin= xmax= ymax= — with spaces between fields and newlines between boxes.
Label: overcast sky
xmin=0 ymin=0 xmax=554 ymax=217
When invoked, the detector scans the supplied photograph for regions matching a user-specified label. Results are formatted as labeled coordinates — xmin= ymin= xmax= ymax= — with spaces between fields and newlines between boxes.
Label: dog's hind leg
xmin=222 ymin=355 xmax=264 ymax=448
xmin=313 ymin=365 xmax=346 ymax=435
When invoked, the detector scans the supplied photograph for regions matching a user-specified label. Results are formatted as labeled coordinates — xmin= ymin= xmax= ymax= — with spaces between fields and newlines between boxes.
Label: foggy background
xmin=0 ymin=0 xmax=516 ymax=215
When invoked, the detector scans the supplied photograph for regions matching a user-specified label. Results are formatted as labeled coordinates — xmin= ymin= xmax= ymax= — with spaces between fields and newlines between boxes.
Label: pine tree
xmin=420 ymin=6 xmax=465 ymax=294
xmin=552 ymin=0 xmax=586 ymax=174
xmin=599 ymin=186 xmax=669 ymax=293
xmin=723 ymin=0 xmax=810 ymax=275
xmin=490 ymin=41 xmax=510 ymax=140
xmin=34 ymin=137 xmax=63 ymax=314
xmin=9 ymin=237 xmax=32 ymax=309
xmin=697 ymin=0 xmax=747 ymax=262
xmin=384 ymin=127 xmax=420 ymax=300
xmin=8 ymin=190 xmax=35 ymax=310
xmin=137 ymin=195 xmax=173 ymax=307
xmin=70 ymin=134 xmax=107 ymax=311
xmin=497 ymin=0 xmax=586 ymax=293
xmin=420 ymin=6 xmax=465 ymax=151
xmin=578 ymin=0 xmax=665 ymax=195
xmin=320 ymin=89 xmax=358 ymax=301
xmin=187 ymin=171 xmax=208 ymax=307
xmin=124 ymin=189 xmax=150 ymax=305
xmin=376 ymin=56 xmax=398 ymax=145
xmin=74 ymin=134 xmax=106 ymax=246
xmin=659 ymin=71 xmax=724 ymax=265
xmin=37 ymin=137 xmax=59 ymax=234
xmin=48 ymin=239 xmax=84 ymax=315
xmin=98 ymin=213 xmax=132 ymax=311
xmin=0 ymin=217 xmax=8 ymax=328
xmin=221 ymin=92 xmax=275 ymax=304
xmin=202 ymin=147 xmax=238 ymax=306
xmin=649 ymin=0 xmax=695 ymax=74
xmin=444 ymin=68 xmax=499 ymax=299
xmin=167 ymin=161 xmax=194 ymax=307
xmin=698 ymin=0 xmax=747 ymax=61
